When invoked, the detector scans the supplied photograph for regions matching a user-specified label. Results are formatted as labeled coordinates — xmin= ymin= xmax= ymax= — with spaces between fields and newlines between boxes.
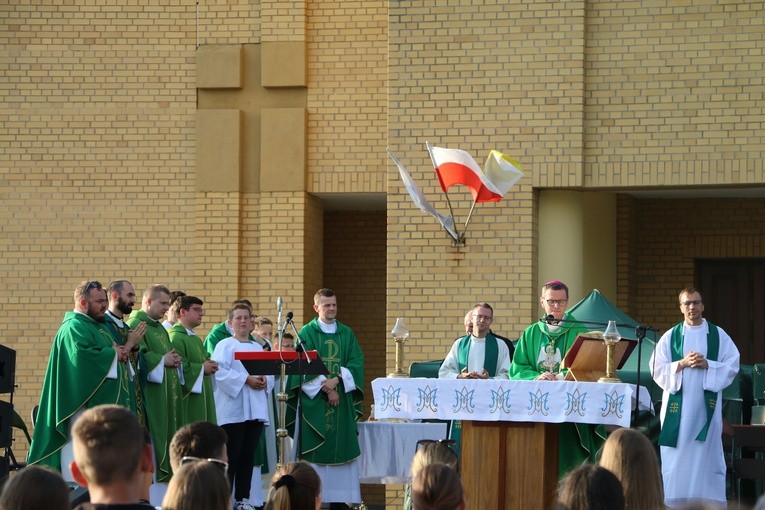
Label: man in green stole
xmin=650 ymin=287 xmax=739 ymax=507
xmin=169 ymin=295 xmax=218 ymax=423
xmin=127 ymin=284 xmax=185 ymax=484
xmin=104 ymin=280 xmax=146 ymax=424
xmin=29 ymin=280 xmax=134 ymax=476
xmin=438 ymin=303 xmax=513 ymax=455
xmin=510 ymin=280 xmax=604 ymax=478
xmin=287 ymin=288 xmax=364 ymax=509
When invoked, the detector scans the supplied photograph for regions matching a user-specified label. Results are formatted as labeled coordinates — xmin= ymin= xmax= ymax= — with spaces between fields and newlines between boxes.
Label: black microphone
xmin=286 ymin=313 xmax=311 ymax=364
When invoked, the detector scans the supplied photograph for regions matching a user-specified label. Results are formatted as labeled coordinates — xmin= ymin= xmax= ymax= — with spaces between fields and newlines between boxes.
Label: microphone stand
xmin=284 ymin=316 xmax=308 ymax=460
xmin=540 ymin=315 xmax=658 ymax=427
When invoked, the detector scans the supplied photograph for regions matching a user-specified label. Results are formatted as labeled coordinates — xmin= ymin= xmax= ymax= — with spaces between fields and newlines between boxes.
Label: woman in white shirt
xmin=212 ymin=303 xmax=274 ymax=510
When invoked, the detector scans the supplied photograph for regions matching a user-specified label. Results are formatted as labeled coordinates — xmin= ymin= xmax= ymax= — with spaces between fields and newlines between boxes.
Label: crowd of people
xmin=0 ymin=278 xmax=751 ymax=509
xmin=14 ymin=281 xmax=363 ymax=510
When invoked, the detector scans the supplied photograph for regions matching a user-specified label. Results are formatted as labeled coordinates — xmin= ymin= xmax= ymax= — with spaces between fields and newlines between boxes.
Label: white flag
xmin=387 ymin=149 xmax=459 ymax=241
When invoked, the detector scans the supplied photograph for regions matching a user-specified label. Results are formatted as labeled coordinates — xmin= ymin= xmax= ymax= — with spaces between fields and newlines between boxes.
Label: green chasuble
xmin=510 ymin=314 xmax=605 ymax=478
xmin=29 ymin=312 xmax=133 ymax=470
xmin=104 ymin=312 xmax=144 ymax=424
xmin=286 ymin=318 xmax=364 ymax=464
xmin=169 ymin=323 xmax=217 ymax=424
xmin=127 ymin=310 xmax=184 ymax=483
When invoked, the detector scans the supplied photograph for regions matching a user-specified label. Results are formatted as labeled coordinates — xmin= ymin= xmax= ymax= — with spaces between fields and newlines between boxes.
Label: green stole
xmin=658 ymin=321 xmax=719 ymax=448
xmin=456 ymin=333 xmax=499 ymax=377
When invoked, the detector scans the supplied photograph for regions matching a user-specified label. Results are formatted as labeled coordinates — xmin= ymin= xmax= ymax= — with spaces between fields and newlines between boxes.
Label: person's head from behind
xmin=411 ymin=440 xmax=459 ymax=479
xmin=599 ymin=427 xmax=663 ymax=510
xmin=70 ymin=405 xmax=152 ymax=495
xmin=0 ymin=465 xmax=70 ymax=510
xmin=162 ymin=460 xmax=231 ymax=510
xmin=265 ymin=461 xmax=321 ymax=510
xmin=169 ymin=421 xmax=229 ymax=472
xmin=411 ymin=463 xmax=465 ymax=510
xmin=558 ymin=464 xmax=624 ymax=510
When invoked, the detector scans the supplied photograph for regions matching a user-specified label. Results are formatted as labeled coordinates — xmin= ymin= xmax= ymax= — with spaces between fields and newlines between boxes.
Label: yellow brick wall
xmin=584 ymin=1 xmax=765 ymax=187
xmin=305 ymin=0 xmax=387 ymax=194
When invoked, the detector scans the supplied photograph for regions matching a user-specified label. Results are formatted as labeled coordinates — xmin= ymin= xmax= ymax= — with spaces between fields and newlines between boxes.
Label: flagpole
xmin=462 ymin=196 xmax=479 ymax=238
xmin=426 ymin=141 xmax=463 ymax=244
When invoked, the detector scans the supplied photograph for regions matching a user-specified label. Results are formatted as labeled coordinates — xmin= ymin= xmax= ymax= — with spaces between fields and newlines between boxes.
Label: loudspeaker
xmin=0 ymin=345 xmax=16 ymax=394
xmin=0 ymin=401 xmax=12 ymax=449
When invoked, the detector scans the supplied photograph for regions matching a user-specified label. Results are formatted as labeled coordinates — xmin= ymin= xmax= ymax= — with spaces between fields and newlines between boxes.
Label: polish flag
xmin=428 ymin=145 xmax=506 ymax=203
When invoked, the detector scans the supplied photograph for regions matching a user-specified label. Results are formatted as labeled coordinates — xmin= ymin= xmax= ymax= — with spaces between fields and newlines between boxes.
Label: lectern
xmin=234 ymin=350 xmax=328 ymax=467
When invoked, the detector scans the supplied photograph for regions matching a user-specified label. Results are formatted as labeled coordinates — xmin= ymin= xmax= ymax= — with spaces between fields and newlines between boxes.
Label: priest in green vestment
xmin=127 ymin=284 xmax=185 ymax=484
xmin=29 ymin=280 xmax=134 ymax=474
xmin=510 ymin=280 xmax=605 ymax=478
xmin=103 ymin=279 xmax=147 ymax=424
xmin=287 ymin=288 xmax=364 ymax=506
xmin=169 ymin=295 xmax=218 ymax=423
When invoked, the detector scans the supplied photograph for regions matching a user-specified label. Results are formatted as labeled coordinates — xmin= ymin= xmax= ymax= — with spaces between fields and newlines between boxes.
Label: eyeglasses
xmin=180 ymin=456 xmax=228 ymax=475
xmin=545 ymin=299 xmax=568 ymax=307
xmin=85 ymin=281 xmax=102 ymax=291
xmin=681 ymin=300 xmax=702 ymax=307
xmin=473 ymin=315 xmax=493 ymax=322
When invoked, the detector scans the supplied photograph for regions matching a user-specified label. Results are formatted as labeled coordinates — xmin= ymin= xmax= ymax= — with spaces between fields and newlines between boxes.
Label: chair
xmin=8 ymin=409 xmax=31 ymax=470
xmin=408 ymin=360 xmax=443 ymax=379
xmin=752 ymin=405 xmax=765 ymax=425
xmin=731 ymin=424 xmax=765 ymax=503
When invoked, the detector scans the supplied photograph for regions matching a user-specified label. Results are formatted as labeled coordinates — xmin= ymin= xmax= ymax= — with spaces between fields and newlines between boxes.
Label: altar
xmin=371 ymin=377 xmax=647 ymax=510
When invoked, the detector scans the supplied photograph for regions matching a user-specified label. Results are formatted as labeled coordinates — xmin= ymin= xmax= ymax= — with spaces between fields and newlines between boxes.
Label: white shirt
xmin=212 ymin=337 xmax=274 ymax=426
xmin=438 ymin=334 xmax=511 ymax=379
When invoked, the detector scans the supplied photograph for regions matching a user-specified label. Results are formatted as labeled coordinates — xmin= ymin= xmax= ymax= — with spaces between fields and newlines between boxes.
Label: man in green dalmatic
xmin=127 ymin=284 xmax=184 ymax=484
xmin=29 ymin=280 xmax=134 ymax=478
xmin=169 ymin=295 xmax=218 ymax=423
xmin=287 ymin=288 xmax=364 ymax=510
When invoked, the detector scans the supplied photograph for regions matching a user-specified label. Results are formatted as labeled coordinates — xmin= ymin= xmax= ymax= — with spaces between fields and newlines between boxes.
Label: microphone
xmin=285 ymin=313 xmax=311 ymax=364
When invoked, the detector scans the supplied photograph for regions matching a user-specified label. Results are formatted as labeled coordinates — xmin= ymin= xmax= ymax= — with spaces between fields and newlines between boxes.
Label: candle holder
xmin=388 ymin=317 xmax=410 ymax=378
xmin=598 ymin=320 xmax=622 ymax=383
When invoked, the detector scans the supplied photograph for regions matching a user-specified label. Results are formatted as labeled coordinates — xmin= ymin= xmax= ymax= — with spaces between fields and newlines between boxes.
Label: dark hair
xmin=266 ymin=461 xmax=321 ymax=510
xmin=558 ymin=464 xmax=625 ymax=510
xmin=0 ymin=465 xmax=70 ymax=510
xmin=107 ymin=280 xmax=131 ymax=295
xmin=313 ymin=288 xmax=335 ymax=305
xmin=178 ymin=295 xmax=204 ymax=311
xmin=169 ymin=421 xmax=228 ymax=471
xmin=542 ymin=280 xmax=569 ymax=299
xmin=411 ymin=463 xmax=464 ymax=510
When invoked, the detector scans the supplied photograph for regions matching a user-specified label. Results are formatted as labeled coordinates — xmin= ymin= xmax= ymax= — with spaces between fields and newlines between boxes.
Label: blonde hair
xmin=411 ymin=442 xmax=459 ymax=479
xmin=266 ymin=461 xmax=321 ymax=510
xmin=599 ymin=428 xmax=665 ymax=510
xmin=162 ymin=461 xmax=231 ymax=510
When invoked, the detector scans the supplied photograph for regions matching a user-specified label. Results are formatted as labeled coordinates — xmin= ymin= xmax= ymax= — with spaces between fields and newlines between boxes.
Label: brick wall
xmin=617 ymin=195 xmax=765 ymax=333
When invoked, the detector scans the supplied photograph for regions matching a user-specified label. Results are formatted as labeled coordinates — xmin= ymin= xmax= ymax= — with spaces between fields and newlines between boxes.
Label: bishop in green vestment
xmin=29 ymin=281 xmax=133 ymax=472
xmin=169 ymin=296 xmax=217 ymax=424
xmin=510 ymin=280 xmax=605 ymax=478
xmin=127 ymin=285 xmax=184 ymax=483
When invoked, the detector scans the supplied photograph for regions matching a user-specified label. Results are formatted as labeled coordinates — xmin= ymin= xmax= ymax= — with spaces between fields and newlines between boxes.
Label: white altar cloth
xmin=358 ymin=421 xmax=448 ymax=484
xmin=372 ymin=377 xmax=641 ymax=427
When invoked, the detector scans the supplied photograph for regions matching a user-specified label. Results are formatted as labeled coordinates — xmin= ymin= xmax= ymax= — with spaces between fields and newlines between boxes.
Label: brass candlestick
xmin=388 ymin=317 xmax=409 ymax=378
xmin=598 ymin=320 xmax=622 ymax=383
